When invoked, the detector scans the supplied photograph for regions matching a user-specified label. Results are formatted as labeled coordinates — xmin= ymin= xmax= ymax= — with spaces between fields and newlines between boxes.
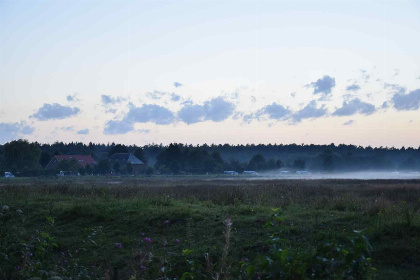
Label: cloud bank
xmin=104 ymin=97 xmax=236 ymax=134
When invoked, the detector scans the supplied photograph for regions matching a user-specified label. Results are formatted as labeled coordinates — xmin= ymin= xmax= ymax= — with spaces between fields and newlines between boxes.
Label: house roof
xmin=109 ymin=153 xmax=144 ymax=165
xmin=53 ymin=155 xmax=96 ymax=167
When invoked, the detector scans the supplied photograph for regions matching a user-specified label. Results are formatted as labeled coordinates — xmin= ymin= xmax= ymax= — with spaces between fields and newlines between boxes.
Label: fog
xmin=240 ymin=171 xmax=420 ymax=180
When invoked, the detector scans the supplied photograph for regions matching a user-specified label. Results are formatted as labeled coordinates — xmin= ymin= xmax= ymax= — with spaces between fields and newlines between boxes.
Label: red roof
xmin=54 ymin=155 xmax=96 ymax=167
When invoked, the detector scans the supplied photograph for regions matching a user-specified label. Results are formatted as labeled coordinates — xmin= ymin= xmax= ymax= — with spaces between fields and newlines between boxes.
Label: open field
xmin=1 ymin=177 xmax=419 ymax=279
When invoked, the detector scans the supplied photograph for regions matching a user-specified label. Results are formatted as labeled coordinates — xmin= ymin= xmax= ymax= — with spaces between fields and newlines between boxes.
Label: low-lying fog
xmin=238 ymin=171 xmax=420 ymax=180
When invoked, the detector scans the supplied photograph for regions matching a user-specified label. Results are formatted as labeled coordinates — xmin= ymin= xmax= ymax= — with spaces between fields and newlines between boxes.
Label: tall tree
xmin=248 ymin=154 xmax=266 ymax=170
xmin=95 ymin=159 xmax=111 ymax=174
xmin=322 ymin=149 xmax=334 ymax=171
xmin=39 ymin=151 xmax=51 ymax=168
xmin=3 ymin=139 xmax=41 ymax=170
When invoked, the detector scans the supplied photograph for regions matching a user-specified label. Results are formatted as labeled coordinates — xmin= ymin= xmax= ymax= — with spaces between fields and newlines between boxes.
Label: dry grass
xmin=1 ymin=177 xmax=419 ymax=210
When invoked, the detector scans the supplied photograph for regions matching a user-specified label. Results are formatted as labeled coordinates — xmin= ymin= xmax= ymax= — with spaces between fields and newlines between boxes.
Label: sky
xmin=0 ymin=0 xmax=419 ymax=147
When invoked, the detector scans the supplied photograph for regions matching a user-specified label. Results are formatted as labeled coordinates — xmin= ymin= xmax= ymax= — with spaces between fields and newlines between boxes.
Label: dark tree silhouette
xmin=3 ymin=140 xmax=41 ymax=170
xmin=293 ymin=159 xmax=306 ymax=170
xmin=134 ymin=147 xmax=147 ymax=164
xmin=108 ymin=144 xmax=128 ymax=157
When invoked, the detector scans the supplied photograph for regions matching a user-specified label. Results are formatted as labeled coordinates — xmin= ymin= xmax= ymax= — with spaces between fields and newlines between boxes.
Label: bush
xmin=240 ymin=209 xmax=375 ymax=280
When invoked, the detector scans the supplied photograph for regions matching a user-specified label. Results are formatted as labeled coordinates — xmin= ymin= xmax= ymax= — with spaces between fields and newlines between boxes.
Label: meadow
xmin=1 ymin=177 xmax=419 ymax=279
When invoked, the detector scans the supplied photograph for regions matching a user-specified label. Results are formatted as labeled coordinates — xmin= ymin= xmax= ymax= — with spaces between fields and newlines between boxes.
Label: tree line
xmin=0 ymin=140 xmax=419 ymax=176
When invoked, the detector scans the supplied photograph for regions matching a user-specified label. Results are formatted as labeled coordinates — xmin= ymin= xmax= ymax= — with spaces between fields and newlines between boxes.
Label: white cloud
xmin=343 ymin=120 xmax=355 ymax=126
xmin=177 ymin=97 xmax=235 ymax=124
xmin=203 ymin=97 xmax=235 ymax=122
xmin=332 ymin=98 xmax=375 ymax=116
xmin=125 ymin=104 xmax=175 ymax=125
xmin=103 ymin=120 xmax=134 ymax=135
xmin=101 ymin=95 xmax=124 ymax=105
xmin=245 ymin=102 xmax=290 ymax=123
xmin=77 ymin=128 xmax=89 ymax=135
xmin=178 ymin=104 xmax=205 ymax=124
xmin=67 ymin=94 xmax=80 ymax=103
xmin=346 ymin=84 xmax=361 ymax=92
xmin=0 ymin=122 xmax=35 ymax=143
xmin=391 ymin=89 xmax=420 ymax=111
xmin=291 ymin=101 xmax=328 ymax=123
xmin=173 ymin=82 xmax=183 ymax=88
xmin=306 ymin=75 xmax=336 ymax=95
xmin=60 ymin=126 xmax=74 ymax=131
xmin=384 ymin=83 xmax=406 ymax=94
xmin=31 ymin=103 xmax=80 ymax=120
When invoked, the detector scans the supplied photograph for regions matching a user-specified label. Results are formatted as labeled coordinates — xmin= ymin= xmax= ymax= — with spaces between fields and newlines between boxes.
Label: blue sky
xmin=1 ymin=0 xmax=419 ymax=147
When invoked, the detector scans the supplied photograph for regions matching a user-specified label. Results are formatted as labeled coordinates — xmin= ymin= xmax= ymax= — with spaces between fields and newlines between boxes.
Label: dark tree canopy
xmin=293 ymin=159 xmax=306 ymax=170
xmin=126 ymin=162 xmax=133 ymax=174
xmin=134 ymin=147 xmax=147 ymax=164
xmin=108 ymin=144 xmax=129 ymax=157
xmin=0 ymin=140 xmax=419 ymax=175
xmin=322 ymin=149 xmax=334 ymax=171
xmin=95 ymin=159 xmax=110 ymax=174
xmin=3 ymin=140 xmax=41 ymax=170
xmin=39 ymin=151 xmax=51 ymax=168
xmin=113 ymin=161 xmax=121 ymax=174
xmin=248 ymin=154 xmax=266 ymax=170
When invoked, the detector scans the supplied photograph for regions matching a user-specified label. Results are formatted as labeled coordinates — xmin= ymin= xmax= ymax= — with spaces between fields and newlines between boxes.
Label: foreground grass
xmin=1 ymin=177 xmax=419 ymax=279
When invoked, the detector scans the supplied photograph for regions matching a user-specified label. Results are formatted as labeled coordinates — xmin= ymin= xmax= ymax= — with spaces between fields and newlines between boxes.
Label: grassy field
xmin=1 ymin=177 xmax=419 ymax=279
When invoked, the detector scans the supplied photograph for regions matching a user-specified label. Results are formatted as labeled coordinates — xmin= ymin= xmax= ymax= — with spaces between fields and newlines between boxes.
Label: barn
xmin=109 ymin=153 xmax=145 ymax=174
xmin=45 ymin=155 xmax=96 ymax=169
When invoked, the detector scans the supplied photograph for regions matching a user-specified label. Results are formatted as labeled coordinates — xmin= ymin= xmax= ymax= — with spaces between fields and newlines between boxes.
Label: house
xmin=45 ymin=155 xmax=96 ymax=170
xmin=109 ymin=153 xmax=145 ymax=174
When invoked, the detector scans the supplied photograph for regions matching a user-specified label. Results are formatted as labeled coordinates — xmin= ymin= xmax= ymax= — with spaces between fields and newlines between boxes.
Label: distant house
xmin=45 ymin=155 xmax=96 ymax=170
xmin=109 ymin=153 xmax=145 ymax=174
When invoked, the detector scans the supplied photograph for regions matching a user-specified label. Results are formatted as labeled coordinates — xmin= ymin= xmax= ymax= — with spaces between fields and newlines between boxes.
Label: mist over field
xmin=255 ymin=171 xmax=420 ymax=180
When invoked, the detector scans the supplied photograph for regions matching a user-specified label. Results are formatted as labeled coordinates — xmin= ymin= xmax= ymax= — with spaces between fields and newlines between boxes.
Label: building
xmin=45 ymin=155 xmax=96 ymax=170
xmin=109 ymin=153 xmax=145 ymax=174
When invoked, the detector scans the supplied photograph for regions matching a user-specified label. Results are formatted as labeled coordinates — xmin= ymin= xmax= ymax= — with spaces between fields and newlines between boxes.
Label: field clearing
xmin=1 ymin=177 xmax=419 ymax=279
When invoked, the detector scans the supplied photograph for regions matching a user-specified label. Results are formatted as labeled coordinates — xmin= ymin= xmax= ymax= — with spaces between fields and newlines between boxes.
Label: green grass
xmin=0 ymin=177 xmax=419 ymax=279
